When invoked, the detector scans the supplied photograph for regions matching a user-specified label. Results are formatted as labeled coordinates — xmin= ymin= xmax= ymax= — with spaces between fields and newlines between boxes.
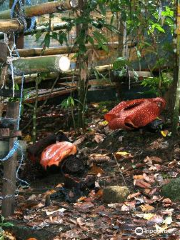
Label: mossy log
xmin=0 ymin=0 xmax=78 ymax=19
xmin=12 ymin=55 xmax=70 ymax=75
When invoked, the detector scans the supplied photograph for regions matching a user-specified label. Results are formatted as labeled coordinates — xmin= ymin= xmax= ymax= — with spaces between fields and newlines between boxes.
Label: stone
xmin=103 ymin=186 xmax=130 ymax=203
xmin=161 ymin=178 xmax=180 ymax=201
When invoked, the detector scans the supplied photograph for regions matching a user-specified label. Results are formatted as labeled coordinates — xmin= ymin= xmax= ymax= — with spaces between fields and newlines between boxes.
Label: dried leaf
xmin=149 ymin=164 xmax=161 ymax=171
xmin=115 ymin=151 xmax=133 ymax=159
xmin=127 ymin=192 xmax=141 ymax=199
xmin=140 ymin=204 xmax=155 ymax=212
xmin=98 ymin=120 xmax=108 ymax=126
xmin=24 ymin=134 xmax=32 ymax=142
xmin=94 ymin=133 xmax=105 ymax=143
xmin=163 ymin=215 xmax=172 ymax=225
xmin=88 ymin=164 xmax=104 ymax=175
xmin=45 ymin=208 xmax=66 ymax=216
xmin=134 ymin=179 xmax=151 ymax=188
xmin=161 ymin=130 xmax=169 ymax=137
xmin=73 ymin=136 xmax=86 ymax=146
xmin=88 ymin=153 xmax=110 ymax=163
xmin=77 ymin=217 xmax=85 ymax=226
xmin=74 ymin=202 xmax=94 ymax=210
xmin=133 ymin=175 xmax=144 ymax=180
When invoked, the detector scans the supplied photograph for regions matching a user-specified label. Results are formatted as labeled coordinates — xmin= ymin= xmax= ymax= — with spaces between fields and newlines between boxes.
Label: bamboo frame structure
xmin=0 ymin=0 xmax=78 ymax=19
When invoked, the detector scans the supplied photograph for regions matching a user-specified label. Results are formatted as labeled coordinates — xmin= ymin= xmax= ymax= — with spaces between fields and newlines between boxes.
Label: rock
xmin=103 ymin=186 xmax=130 ymax=203
xmin=161 ymin=178 xmax=180 ymax=201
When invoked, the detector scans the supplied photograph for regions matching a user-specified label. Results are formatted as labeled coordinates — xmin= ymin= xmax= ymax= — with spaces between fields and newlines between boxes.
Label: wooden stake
xmin=2 ymin=102 xmax=19 ymax=217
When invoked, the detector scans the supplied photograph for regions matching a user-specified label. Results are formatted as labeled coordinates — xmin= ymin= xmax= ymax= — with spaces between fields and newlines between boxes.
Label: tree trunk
xmin=76 ymin=0 xmax=89 ymax=128
xmin=172 ymin=0 xmax=180 ymax=135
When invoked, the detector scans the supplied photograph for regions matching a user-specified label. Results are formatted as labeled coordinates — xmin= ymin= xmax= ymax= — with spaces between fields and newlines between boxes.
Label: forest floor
xmin=1 ymin=101 xmax=180 ymax=240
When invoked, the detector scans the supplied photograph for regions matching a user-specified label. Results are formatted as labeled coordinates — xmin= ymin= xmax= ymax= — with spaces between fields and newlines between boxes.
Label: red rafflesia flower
xmin=104 ymin=97 xmax=166 ymax=130
xmin=40 ymin=141 xmax=77 ymax=168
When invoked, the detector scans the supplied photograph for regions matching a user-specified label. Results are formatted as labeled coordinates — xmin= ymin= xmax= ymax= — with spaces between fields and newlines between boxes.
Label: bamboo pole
xmin=2 ymin=102 xmax=19 ymax=217
xmin=17 ymin=42 xmax=119 ymax=57
xmin=14 ymin=64 xmax=112 ymax=84
xmin=0 ymin=22 xmax=69 ymax=39
xmin=0 ymin=1 xmax=78 ymax=19
xmin=12 ymin=55 xmax=70 ymax=75
xmin=0 ymin=19 xmax=24 ymax=33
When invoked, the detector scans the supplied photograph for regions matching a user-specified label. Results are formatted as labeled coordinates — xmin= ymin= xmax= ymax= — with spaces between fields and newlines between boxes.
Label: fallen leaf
xmin=143 ymin=173 xmax=155 ymax=183
xmin=163 ymin=215 xmax=172 ymax=225
xmin=144 ymin=156 xmax=163 ymax=165
xmin=94 ymin=189 xmax=103 ymax=199
xmin=98 ymin=120 xmax=108 ymax=126
xmin=73 ymin=136 xmax=86 ymax=146
xmin=127 ymin=192 xmax=141 ymax=199
xmin=94 ymin=133 xmax=105 ymax=143
xmin=88 ymin=164 xmax=104 ymax=175
xmin=133 ymin=175 xmax=144 ymax=180
xmin=45 ymin=208 xmax=66 ymax=216
xmin=149 ymin=164 xmax=161 ymax=171
xmin=74 ymin=202 xmax=94 ymax=210
xmin=23 ymin=134 xmax=32 ymax=142
xmin=134 ymin=179 xmax=151 ymax=188
xmin=140 ymin=204 xmax=155 ymax=212
xmin=115 ymin=151 xmax=133 ymax=160
xmin=88 ymin=153 xmax=110 ymax=163
xmin=155 ymin=223 xmax=168 ymax=233
xmin=161 ymin=130 xmax=169 ymax=137
xmin=162 ymin=198 xmax=172 ymax=204
xmin=76 ymin=217 xmax=85 ymax=226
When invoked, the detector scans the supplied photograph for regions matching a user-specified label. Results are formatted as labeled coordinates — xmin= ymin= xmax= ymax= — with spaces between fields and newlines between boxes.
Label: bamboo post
xmin=0 ymin=0 xmax=78 ymax=19
xmin=2 ymin=102 xmax=19 ymax=217
xmin=0 ymin=19 xmax=24 ymax=33
xmin=12 ymin=55 xmax=70 ymax=75
xmin=0 ymin=22 xmax=69 ymax=39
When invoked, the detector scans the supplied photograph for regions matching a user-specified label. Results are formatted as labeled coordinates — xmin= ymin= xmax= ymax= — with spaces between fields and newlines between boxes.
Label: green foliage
xmin=61 ymin=96 xmax=75 ymax=109
xmin=0 ymin=216 xmax=13 ymax=240
xmin=34 ymin=0 xmax=175 ymax=128
xmin=141 ymin=72 xmax=173 ymax=96
xmin=113 ymin=57 xmax=130 ymax=70
xmin=61 ymin=96 xmax=76 ymax=129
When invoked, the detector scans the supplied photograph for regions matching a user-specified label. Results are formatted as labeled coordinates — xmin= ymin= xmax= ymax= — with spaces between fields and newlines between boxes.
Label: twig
xmin=113 ymin=153 xmax=127 ymax=186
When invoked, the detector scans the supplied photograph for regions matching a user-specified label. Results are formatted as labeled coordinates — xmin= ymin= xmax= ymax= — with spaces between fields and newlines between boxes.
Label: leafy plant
xmin=0 ymin=216 xmax=13 ymax=240
xmin=141 ymin=72 xmax=173 ymax=96
xmin=61 ymin=96 xmax=76 ymax=130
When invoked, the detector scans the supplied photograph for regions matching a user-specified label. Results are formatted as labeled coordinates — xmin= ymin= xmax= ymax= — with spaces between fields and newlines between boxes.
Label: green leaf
xmin=88 ymin=36 xmax=94 ymax=46
xmin=51 ymin=32 xmax=58 ymax=40
xmin=42 ymin=33 xmax=51 ymax=47
xmin=35 ymin=31 xmax=42 ymax=41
